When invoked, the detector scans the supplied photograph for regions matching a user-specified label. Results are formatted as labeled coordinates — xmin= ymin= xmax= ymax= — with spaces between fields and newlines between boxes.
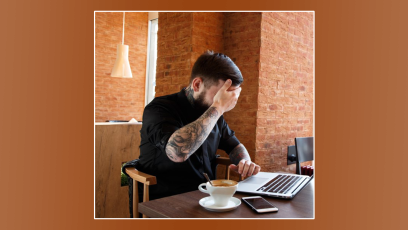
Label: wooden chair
xmin=124 ymin=156 xmax=233 ymax=218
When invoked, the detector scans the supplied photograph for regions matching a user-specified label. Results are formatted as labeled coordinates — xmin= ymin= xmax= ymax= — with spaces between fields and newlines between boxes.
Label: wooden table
xmin=139 ymin=179 xmax=314 ymax=218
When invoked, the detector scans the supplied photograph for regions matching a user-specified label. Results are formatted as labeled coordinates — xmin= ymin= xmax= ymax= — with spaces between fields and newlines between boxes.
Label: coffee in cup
xmin=198 ymin=179 xmax=238 ymax=207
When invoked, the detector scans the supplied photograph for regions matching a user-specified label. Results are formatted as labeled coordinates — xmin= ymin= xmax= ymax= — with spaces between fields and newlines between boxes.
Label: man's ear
xmin=191 ymin=77 xmax=203 ymax=92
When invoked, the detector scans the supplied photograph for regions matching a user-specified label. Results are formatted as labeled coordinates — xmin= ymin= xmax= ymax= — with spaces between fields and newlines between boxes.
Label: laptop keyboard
xmin=256 ymin=175 xmax=303 ymax=194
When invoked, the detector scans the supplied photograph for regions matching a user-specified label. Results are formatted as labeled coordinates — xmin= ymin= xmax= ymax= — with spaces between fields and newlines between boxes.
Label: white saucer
xmin=199 ymin=196 xmax=241 ymax=212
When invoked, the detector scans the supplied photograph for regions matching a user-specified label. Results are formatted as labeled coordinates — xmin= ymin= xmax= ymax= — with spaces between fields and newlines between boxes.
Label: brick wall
xmin=155 ymin=12 xmax=193 ymax=97
xmin=155 ymin=12 xmax=224 ymax=98
xmin=95 ymin=12 xmax=148 ymax=122
xmin=256 ymin=12 xmax=314 ymax=172
xmin=191 ymin=12 xmax=224 ymax=68
xmin=220 ymin=12 xmax=262 ymax=162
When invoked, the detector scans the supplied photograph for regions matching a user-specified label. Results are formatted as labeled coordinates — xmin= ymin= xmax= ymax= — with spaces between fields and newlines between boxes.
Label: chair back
xmin=287 ymin=145 xmax=297 ymax=165
xmin=295 ymin=137 xmax=314 ymax=174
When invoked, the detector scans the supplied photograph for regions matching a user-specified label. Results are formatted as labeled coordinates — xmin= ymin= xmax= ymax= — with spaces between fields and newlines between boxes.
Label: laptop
xmin=236 ymin=172 xmax=313 ymax=199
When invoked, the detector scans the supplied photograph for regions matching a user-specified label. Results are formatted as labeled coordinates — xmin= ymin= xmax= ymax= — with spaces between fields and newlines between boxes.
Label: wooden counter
xmin=95 ymin=122 xmax=142 ymax=218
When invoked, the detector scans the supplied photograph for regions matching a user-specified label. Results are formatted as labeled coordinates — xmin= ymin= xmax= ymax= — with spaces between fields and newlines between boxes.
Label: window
xmin=145 ymin=18 xmax=158 ymax=106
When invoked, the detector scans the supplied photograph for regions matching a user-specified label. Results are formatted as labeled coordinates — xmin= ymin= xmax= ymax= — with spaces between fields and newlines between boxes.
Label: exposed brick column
xmin=220 ymin=13 xmax=262 ymax=163
xmin=155 ymin=12 xmax=194 ymax=97
xmin=155 ymin=12 xmax=225 ymax=97
xmin=257 ymin=12 xmax=314 ymax=172
xmin=191 ymin=13 xmax=224 ymax=64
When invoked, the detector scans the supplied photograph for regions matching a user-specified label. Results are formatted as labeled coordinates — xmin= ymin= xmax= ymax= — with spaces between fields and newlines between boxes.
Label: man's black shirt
xmin=138 ymin=88 xmax=240 ymax=200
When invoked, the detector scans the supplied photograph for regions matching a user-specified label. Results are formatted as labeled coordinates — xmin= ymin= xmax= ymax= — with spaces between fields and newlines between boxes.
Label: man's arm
xmin=165 ymin=106 xmax=221 ymax=162
xmin=229 ymin=144 xmax=261 ymax=177
xmin=165 ymin=79 xmax=241 ymax=162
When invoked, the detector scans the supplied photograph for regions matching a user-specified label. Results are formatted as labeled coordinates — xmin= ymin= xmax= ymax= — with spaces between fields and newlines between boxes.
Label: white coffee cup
xmin=198 ymin=179 xmax=238 ymax=207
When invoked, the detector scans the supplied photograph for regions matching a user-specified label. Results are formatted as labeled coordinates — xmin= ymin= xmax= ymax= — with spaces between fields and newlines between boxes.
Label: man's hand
xmin=229 ymin=159 xmax=261 ymax=177
xmin=212 ymin=79 xmax=241 ymax=114
xmin=228 ymin=144 xmax=261 ymax=177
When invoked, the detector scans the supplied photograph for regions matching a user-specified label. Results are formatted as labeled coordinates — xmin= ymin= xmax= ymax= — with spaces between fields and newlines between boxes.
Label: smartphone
xmin=242 ymin=196 xmax=279 ymax=213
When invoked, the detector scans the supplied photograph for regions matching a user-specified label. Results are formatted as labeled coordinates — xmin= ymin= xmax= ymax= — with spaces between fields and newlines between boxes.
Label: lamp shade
xmin=111 ymin=44 xmax=132 ymax=78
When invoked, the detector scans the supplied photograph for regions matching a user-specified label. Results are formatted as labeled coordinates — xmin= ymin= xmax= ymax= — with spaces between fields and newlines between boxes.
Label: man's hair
xmin=190 ymin=50 xmax=243 ymax=88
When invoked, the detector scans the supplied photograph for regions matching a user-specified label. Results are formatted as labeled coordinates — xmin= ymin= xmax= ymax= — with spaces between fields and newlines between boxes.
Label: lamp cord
xmin=122 ymin=12 xmax=125 ymax=45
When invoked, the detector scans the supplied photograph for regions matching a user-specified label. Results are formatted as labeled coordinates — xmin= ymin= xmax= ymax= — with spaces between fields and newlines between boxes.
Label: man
xmin=137 ymin=51 xmax=261 ymax=200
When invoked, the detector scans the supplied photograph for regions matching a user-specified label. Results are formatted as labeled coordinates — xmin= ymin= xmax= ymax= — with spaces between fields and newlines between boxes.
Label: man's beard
xmin=194 ymin=90 xmax=211 ymax=114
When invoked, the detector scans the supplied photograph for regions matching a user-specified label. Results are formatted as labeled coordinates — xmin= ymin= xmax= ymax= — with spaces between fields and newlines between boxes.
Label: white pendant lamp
xmin=111 ymin=12 xmax=132 ymax=78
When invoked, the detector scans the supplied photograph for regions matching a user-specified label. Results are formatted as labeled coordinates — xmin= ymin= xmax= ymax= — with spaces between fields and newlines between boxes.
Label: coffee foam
xmin=211 ymin=179 xmax=238 ymax=187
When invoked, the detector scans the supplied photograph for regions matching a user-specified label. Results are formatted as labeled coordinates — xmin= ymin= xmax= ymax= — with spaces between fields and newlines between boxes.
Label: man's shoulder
xmin=144 ymin=92 xmax=180 ymax=113
xmin=142 ymin=92 xmax=186 ymax=127
xmin=147 ymin=92 xmax=177 ymax=105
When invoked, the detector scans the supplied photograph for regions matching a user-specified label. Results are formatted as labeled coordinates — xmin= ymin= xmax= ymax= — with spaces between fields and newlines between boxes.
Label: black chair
xmin=287 ymin=137 xmax=314 ymax=175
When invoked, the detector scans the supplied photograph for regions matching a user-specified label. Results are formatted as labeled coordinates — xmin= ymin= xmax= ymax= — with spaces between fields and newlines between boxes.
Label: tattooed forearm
xmin=165 ymin=107 xmax=220 ymax=162
xmin=229 ymin=144 xmax=251 ymax=165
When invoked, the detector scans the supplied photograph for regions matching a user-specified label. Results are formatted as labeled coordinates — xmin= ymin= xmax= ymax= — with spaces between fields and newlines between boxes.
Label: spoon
xmin=203 ymin=173 xmax=213 ymax=186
